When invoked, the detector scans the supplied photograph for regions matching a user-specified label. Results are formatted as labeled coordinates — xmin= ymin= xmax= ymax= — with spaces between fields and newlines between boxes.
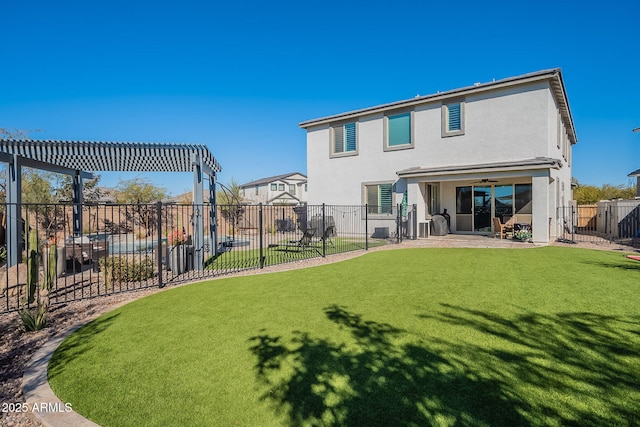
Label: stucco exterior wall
xmin=307 ymin=82 xmax=559 ymax=206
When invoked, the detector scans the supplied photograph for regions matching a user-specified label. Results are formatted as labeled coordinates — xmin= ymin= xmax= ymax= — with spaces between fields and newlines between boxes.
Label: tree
xmin=115 ymin=177 xmax=167 ymax=204
xmin=0 ymin=127 xmax=32 ymax=139
xmin=55 ymin=174 xmax=104 ymax=204
xmin=0 ymin=128 xmax=39 ymax=200
xmin=22 ymin=168 xmax=56 ymax=205
xmin=573 ymin=180 xmax=636 ymax=204
xmin=115 ymin=178 xmax=168 ymax=235
xmin=217 ymin=178 xmax=246 ymax=236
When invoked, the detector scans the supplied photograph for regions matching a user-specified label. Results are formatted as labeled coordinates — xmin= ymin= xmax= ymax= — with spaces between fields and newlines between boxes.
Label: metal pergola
xmin=0 ymin=139 xmax=222 ymax=269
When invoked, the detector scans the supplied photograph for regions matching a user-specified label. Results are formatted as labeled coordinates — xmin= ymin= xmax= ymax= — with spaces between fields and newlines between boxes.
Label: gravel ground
xmin=0 ymin=237 xmax=634 ymax=427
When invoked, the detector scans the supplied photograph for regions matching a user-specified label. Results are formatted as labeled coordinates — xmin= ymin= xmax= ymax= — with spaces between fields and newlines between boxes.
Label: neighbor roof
xmin=0 ymin=139 xmax=222 ymax=173
xmin=299 ymin=68 xmax=577 ymax=145
xmin=241 ymin=172 xmax=306 ymax=188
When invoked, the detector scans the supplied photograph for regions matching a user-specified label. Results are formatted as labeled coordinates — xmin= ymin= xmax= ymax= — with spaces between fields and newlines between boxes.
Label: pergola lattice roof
xmin=0 ymin=139 xmax=222 ymax=173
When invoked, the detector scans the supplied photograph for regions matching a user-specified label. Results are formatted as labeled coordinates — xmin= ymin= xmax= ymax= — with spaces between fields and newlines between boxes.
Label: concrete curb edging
xmin=23 ymin=319 xmax=102 ymax=427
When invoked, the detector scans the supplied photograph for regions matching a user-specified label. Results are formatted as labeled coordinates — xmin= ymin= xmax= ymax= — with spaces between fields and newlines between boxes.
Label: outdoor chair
xmin=268 ymin=228 xmax=320 ymax=254
xmin=318 ymin=225 xmax=335 ymax=246
xmin=492 ymin=217 xmax=513 ymax=239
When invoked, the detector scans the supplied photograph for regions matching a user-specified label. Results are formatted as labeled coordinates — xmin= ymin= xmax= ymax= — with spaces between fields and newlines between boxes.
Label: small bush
xmin=100 ymin=256 xmax=155 ymax=286
xmin=20 ymin=303 xmax=47 ymax=331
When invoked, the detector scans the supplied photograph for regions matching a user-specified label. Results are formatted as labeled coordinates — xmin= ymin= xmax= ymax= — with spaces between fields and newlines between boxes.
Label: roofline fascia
xmin=299 ymin=69 xmax=561 ymax=129
xmin=299 ymin=69 xmax=577 ymax=146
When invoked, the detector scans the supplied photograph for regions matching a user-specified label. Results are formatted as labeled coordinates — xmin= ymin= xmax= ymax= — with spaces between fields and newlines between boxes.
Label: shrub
xmin=20 ymin=302 xmax=47 ymax=331
xmin=100 ymin=256 xmax=156 ymax=289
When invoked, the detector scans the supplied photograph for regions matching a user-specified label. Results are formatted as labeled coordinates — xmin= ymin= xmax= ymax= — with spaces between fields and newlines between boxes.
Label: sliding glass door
xmin=494 ymin=185 xmax=514 ymax=223
xmin=455 ymin=183 xmax=532 ymax=233
xmin=473 ymin=186 xmax=492 ymax=232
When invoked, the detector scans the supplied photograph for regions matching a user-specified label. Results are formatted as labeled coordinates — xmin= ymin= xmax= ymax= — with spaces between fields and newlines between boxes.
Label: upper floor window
xmin=289 ymin=184 xmax=296 ymax=194
xmin=278 ymin=183 xmax=284 ymax=191
xmin=270 ymin=183 xmax=277 ymax=191
xmin=255 ymin=185 xmax=259 ymax=195
xmin=385 ymin=112 xmax=413 ymax=150
xmin=442 ymin=101 xmax=465 ymax=137
xmin=331 ymin=122 xmax=357 ymax=157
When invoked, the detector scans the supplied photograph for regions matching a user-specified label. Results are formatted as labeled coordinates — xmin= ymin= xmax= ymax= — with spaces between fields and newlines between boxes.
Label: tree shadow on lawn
xmin=419 ymin=305 xmax=640 ymax=426
xmin=581 ymin=257 xmax=640 ymax=272
xmin=48 ymin=312 xmax=120 ymax=381
xmin=249 ymin=305 xmax=528 ymax=426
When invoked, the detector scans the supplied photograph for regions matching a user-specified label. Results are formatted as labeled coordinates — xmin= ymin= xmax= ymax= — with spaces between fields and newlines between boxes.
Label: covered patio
xmin=400 ymin=158 xmax=564 ymax=244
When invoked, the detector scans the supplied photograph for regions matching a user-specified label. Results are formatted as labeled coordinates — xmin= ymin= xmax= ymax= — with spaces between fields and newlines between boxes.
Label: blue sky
xmin=1 ymin=0 xmax=638 ymax=196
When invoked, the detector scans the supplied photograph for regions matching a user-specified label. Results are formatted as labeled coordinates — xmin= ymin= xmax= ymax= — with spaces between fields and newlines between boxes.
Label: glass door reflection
xmin=474 ymin=186 xmax=492 ymax=232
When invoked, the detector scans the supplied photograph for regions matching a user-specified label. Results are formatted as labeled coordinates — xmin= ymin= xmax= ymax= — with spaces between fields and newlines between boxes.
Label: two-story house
xmin=299 ymin=69 xmax=577 ymax=244
xmin=240 ymin=172 xmax=308 ymax=205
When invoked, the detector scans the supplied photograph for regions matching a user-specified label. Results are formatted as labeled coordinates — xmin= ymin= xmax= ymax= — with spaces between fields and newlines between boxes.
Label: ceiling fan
xmin=473 ymin=178 xmax=498 ymax=184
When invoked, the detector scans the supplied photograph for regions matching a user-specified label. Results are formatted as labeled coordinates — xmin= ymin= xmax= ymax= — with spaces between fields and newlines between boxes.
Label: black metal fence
xmin=1 ymin=202 xmax=415 ymax=313
xmin=557 ymin=202 xmax=640 ymax=245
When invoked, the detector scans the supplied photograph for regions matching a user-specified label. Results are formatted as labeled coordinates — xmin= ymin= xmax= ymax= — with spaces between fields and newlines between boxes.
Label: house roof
xmin=0 ymin=139 xmax=222 ymax=174
xmin=267 ymin=191 xmax=301 ymax=204
xmin=299 ymin=68 xmax=577 ymax=145
xmin=241 ymin=172 xmax=306 ymax=188
xmin=628 ymin=168 xmax=640 ymax=177
xmin=397 ymin=157 xmax=563 ymax=179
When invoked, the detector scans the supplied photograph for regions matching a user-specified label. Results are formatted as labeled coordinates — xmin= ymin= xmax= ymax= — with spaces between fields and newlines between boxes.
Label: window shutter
xmin=380 ymin=184 xmax=393 ymax=214
xmin=344 ymin=123 xmax=356 ymax=152
xmin=447 ymin=103 xmax=461 ymax=131
xmin=367 ymin=185 xmax=378 ymax=213
xmin=333 ymin=126 xmax=344 ymax=153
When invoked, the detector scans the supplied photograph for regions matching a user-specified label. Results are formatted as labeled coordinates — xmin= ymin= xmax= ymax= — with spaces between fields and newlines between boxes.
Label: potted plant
xmin=168 ymin=229 xmax=188 ymax=274
xmin=514 ymin=229 xmax=532 ymax=242
xmin=168 ymin=228 xmax=187 ymax=246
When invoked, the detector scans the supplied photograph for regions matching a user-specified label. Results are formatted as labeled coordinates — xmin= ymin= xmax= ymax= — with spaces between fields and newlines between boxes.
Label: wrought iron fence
xmin=1 ymin=202 xmax=415 ymax=313
xmin=557 ymin=201 xmax=640 ymax=245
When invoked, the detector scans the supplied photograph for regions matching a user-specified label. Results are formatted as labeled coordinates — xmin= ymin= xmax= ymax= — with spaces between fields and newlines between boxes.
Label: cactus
xmin=26 ymin=230 xmax=40 ymax=304
xmin=43 ymin=242 xmax=57 ymax=290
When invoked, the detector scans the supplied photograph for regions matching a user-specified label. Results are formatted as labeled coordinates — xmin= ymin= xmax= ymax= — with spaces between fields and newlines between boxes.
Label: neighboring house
xmin=240 ymin=172 xmax=308 ymax=205
xmin=299 ymin=69 xmax=577 ymax=244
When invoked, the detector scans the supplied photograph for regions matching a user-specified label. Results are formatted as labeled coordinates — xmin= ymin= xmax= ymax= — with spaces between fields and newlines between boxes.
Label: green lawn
xmin=204 ymin=237 xmax=387 ymax=270
xmin=49 ymin=247 xmax=640 ymax=426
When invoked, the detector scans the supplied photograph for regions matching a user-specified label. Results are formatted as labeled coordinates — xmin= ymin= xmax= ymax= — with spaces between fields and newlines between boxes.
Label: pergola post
xmin=209 ymin=173 xmax=218 ymax=258
xmin=192 ymin=153 xmax=205 ymax=270
xmin=72 ymin=171 xmax=84 ymax=237
xmin=6 ymin=154 xmax=23 ymax=267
